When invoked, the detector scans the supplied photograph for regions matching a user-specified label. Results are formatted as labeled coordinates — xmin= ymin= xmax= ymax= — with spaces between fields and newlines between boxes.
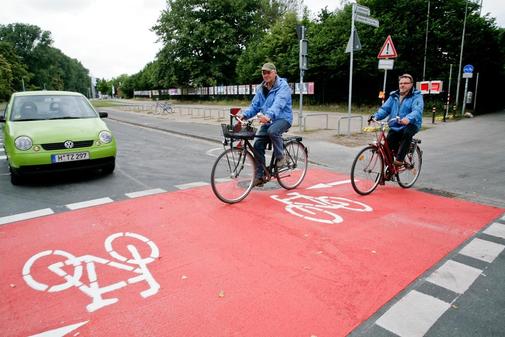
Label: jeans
xmin=253 ymin=119 xmax=291 ymax=178
xmin=386 ymin=124 xmax=418 ymax=161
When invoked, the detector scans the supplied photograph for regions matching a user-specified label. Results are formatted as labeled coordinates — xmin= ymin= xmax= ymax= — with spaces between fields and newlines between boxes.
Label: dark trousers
xmin=386 ymin=124 xmax=418 ymax=161
xmin=253 ymin=119 xmax=291 ymax=178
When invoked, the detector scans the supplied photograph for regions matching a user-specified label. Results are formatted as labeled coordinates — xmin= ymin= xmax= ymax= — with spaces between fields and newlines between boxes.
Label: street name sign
xmin=355 ymin=14 xmax=379 ymax=28
xmin=355 ymin=4 xmax=370 ymax=16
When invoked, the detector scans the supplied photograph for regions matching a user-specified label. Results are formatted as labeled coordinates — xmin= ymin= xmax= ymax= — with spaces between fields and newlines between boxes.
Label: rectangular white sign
xmin=355 ymin=14 xmax=379 ymax=28
xmin=355 ymin=4 xmax=370 ymax=16
xmin=378 ymin=59 xmax=394 ymax=70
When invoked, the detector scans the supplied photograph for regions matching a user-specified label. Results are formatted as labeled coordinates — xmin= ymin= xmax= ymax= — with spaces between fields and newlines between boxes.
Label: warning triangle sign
xmin=377 ymin=35 xmax=397 ymax=59
xmin=345 ymin=27 xmax=362 ymax=53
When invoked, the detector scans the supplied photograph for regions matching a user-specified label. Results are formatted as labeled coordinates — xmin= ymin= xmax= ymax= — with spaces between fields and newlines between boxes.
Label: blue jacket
xmin=243 ymin=76 xmax=293 ymax=125
xmin=373 ymin=88 xmax=424 ymax=132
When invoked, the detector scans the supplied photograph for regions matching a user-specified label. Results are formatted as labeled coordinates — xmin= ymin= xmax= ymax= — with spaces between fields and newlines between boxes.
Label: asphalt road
xmin=1 ymin=106 xmax=504 ymax=337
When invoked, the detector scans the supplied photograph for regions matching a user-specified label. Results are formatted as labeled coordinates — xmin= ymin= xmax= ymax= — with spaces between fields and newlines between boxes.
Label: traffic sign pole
xmin=347 ymin=3 xmax=356 ymax=135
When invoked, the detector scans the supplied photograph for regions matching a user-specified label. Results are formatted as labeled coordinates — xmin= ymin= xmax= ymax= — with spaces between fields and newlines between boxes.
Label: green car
xmin=0 ymin=91 xmax=117 ymax=184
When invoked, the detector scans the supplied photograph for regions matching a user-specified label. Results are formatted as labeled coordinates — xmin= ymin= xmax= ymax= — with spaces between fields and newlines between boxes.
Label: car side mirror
xmin=99 ymin=111 xmax=108 ymax=118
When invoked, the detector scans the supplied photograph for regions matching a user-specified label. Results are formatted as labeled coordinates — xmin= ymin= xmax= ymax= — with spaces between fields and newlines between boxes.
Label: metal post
xmin=445 ymin=64 xmax=453 ymax=121
xmin=455 ymin=0 xmax=469 ymax=110
xmin=298 ymin=26 xmax=305 ymax=132
xmin=21 ymin=77 xmax=25 ymax=91
xmin=461 ymin=77 xmax=469 ymax=116
xmin=422 ymin=0 xmax=431 ymax=80
xmin=382 ymin=69 xmax=388 ymax=100
xmin=347 ymin=4 xmax=356 ymax=135
xmin=473 ymin=72 xmax=479 ymax=112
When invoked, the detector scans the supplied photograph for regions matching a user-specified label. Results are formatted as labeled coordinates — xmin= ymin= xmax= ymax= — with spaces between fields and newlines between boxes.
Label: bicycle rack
xmin=303 ymin=113 xmax=329 ymax=131
xmin=337 ymin=115 xmax=364 ymax=135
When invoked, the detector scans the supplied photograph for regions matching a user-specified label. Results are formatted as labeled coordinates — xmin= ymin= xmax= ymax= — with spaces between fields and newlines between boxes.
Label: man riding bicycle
xmin=370 ymin=73 xmax=424 ymax=166
xmin=239 ymin=62 xmax=293 ymax=187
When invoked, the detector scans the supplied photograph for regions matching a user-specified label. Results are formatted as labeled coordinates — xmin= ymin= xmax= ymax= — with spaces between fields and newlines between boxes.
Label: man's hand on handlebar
xmin=367 ymin=114 xmax=375 ymax=124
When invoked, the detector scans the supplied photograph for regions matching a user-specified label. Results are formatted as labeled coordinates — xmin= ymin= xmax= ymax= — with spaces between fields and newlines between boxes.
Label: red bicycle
xmin=350 ymin=119 xmax=422 ymax=195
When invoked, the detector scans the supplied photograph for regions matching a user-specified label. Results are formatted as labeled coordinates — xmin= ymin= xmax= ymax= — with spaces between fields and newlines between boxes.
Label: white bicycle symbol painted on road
xmin=22 ymin=232 xmax=160 ymax=312
xmin=271 ymin=192 xmax=373 ymax=224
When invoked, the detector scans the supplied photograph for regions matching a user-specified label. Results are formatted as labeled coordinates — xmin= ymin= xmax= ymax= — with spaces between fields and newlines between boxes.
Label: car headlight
xmin=15 ymin=136 xmax=33 ymax=151
xmin=99 ymin=130 xmax=113 ymax=144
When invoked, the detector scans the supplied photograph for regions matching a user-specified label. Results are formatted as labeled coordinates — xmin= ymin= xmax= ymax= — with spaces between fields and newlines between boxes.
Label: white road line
xmin=0 ymin=208 xmax=54 ymax=225
xmin=307 ymin=179 xmax=352 ymax=189
xmin=175 ymin=181 xmax=209 ymax=190
xmin=426 ymin=260 xmax=482 ymax=294
xmin=66 ymin=197 xmax=114 ymax=210
xmin=484 ymin=222 xmax=505 ymax=240
xmin=0 ymin=155 xmax=6 ymax=160
xmin=29 ymin=320 xmax=89 ymax=337
xmin=458 ymin=238 xmax=505 ymax=263
xmin=376 ymin=290 xmax=451 ymax=337
xmin=125 ymin=188 xmax=166 ymax=198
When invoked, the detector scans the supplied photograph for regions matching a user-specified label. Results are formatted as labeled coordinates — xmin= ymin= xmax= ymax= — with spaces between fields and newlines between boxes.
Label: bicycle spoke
xmin=397 ymin=146 xmax=422 ymax=188
xmin=351 ymin=146 xmax=383 ymax=195
xmin=211 ymin=148 xmax=255 ymax=203
xmin=277 ymin=141 xmax=308 ymax=189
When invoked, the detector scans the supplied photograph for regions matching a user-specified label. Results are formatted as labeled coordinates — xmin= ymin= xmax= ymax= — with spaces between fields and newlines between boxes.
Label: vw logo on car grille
xmin=64 ymin=140 xmax=74 ymax=149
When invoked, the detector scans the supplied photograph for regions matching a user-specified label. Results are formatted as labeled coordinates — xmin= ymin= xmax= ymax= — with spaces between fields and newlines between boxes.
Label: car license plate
xmin=51 ymin=152 xmax=90 ymax=163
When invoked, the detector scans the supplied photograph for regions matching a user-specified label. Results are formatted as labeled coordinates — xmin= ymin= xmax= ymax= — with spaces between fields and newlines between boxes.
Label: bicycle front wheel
xmin=277 ymin=141 xmax=308 ymax=189
xmin=351 ymin=145 xmax=383 ymax=195
xmin=397 ymin=146 xmax=422 ymax=188
xmin=211 ymin=148 xmax=255 ymax=203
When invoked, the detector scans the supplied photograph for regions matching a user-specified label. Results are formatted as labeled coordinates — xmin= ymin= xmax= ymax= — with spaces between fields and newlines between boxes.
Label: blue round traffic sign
xmin=463 ymin=64 xmax=474 ymax=73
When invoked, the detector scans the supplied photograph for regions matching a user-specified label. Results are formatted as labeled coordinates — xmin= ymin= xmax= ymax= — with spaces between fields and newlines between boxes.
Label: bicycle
xmin=350 ymin=118 xmax=423 ymax=195
xmin=211 ymin=113 xmax=308 ymax=204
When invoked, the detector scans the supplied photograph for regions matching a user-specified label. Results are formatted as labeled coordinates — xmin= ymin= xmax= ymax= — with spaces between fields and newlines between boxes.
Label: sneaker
xmin=253 ymin=177 xmax=266 ymax=187
xmin=393 ymin=159 xmax=404 ymax=166
xmin=276 ymin=156 xmax=287 ymax=168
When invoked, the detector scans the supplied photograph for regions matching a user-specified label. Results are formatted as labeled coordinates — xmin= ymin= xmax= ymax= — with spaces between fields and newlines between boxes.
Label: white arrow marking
xmin=29 ymin=320 xmax=89 ymax=337
xmin=307 ymin=179 xmax=352 ymax=189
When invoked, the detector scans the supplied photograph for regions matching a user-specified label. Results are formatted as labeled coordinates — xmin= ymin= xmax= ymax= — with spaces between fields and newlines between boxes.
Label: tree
xmin=0 ymin=23 xmax=90 ymax=95
xmin=152 ymin=0 xmax=291 ymax=87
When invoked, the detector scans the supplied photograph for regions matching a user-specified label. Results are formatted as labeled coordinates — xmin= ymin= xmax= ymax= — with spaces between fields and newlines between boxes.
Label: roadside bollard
xmin=432 ymin=106 xmax=436 ymax=124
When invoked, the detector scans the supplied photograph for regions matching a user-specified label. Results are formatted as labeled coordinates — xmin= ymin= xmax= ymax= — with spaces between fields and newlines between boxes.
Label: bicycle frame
xmin=223 ymin=133 xmax=282 ymax=182
xmin=370 ymin=121 xmax=406 ymax=182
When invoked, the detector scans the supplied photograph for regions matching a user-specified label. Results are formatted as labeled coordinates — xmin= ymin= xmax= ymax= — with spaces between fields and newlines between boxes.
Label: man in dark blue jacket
xmin=241 ymin=62 xmax=293 ymax=186
xmin=371 ymin=74 xmax=424 ymax=166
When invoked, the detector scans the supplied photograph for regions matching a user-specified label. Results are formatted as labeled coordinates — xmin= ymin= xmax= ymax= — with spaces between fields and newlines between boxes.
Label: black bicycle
xmin=211 ymin=116 xmax=308 ymax=204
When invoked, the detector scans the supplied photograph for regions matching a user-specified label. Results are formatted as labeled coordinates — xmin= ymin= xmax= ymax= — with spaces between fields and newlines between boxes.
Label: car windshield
xmin=10 ymin=95 xmax=98 ymax=121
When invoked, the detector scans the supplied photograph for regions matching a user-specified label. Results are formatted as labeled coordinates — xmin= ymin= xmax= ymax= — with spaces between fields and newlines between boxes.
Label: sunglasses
xmin=262 ymin=70 xmax=272 ymax=75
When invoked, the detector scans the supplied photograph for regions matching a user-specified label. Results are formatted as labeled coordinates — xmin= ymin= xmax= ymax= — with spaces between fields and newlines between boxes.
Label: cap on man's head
xmin=399 ymin=73 xmax=414 ymax=83
xmin=261 ymin=63 xmax=276 ymax=72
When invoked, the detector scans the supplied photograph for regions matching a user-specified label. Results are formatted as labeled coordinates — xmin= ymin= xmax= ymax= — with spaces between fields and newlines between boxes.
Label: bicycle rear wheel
xmin=397 ymin=146 xmax=422 ymax=188
xmin=351 ymin=145 xmax=383 ymax=195
xmin=211 ymin=148 xmax=255 ymax=203
xmin=277 ymin=141 xmax=308 ymax=189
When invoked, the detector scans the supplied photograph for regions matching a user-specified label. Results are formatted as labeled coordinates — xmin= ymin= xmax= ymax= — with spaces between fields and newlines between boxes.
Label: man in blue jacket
xmin=371 ymin=73 xmax=424 ymax=166
xmin=240 ymin=62 xmax=293 ymax=187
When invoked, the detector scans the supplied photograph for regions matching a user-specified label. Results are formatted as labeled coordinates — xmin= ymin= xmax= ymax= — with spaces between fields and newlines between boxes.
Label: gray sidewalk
xmin=102 ymin=103 xmax=505 ymax=208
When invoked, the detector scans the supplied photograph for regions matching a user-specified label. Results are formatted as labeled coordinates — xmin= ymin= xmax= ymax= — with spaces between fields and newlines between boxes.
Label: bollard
xmin=432 ymin=106 xmax=436 ymax=124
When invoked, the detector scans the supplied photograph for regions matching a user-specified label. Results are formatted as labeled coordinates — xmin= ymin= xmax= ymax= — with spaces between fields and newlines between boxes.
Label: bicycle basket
xmin=221 ymin=124 xmax=256 ymax=140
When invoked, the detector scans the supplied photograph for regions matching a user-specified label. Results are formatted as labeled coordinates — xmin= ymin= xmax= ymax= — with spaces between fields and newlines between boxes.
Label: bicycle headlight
xmin=15 ymin=136 xmax=33 ymax=151
xmin=99 ymin=130 xmax=113 ymax=144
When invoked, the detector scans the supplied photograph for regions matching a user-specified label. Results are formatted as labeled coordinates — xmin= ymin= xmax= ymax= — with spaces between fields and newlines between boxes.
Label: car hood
xmin=7 ymin=118 xmax=111 ymax=143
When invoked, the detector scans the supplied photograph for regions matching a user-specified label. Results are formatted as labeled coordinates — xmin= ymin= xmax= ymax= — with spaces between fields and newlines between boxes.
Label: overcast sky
xmin=1 ymin=0 xmax=503 ymax=79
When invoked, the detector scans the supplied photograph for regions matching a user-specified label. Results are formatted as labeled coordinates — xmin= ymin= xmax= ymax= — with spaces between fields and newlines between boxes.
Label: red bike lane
xmin=1 ymin=167 xmax=503 ymax=337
